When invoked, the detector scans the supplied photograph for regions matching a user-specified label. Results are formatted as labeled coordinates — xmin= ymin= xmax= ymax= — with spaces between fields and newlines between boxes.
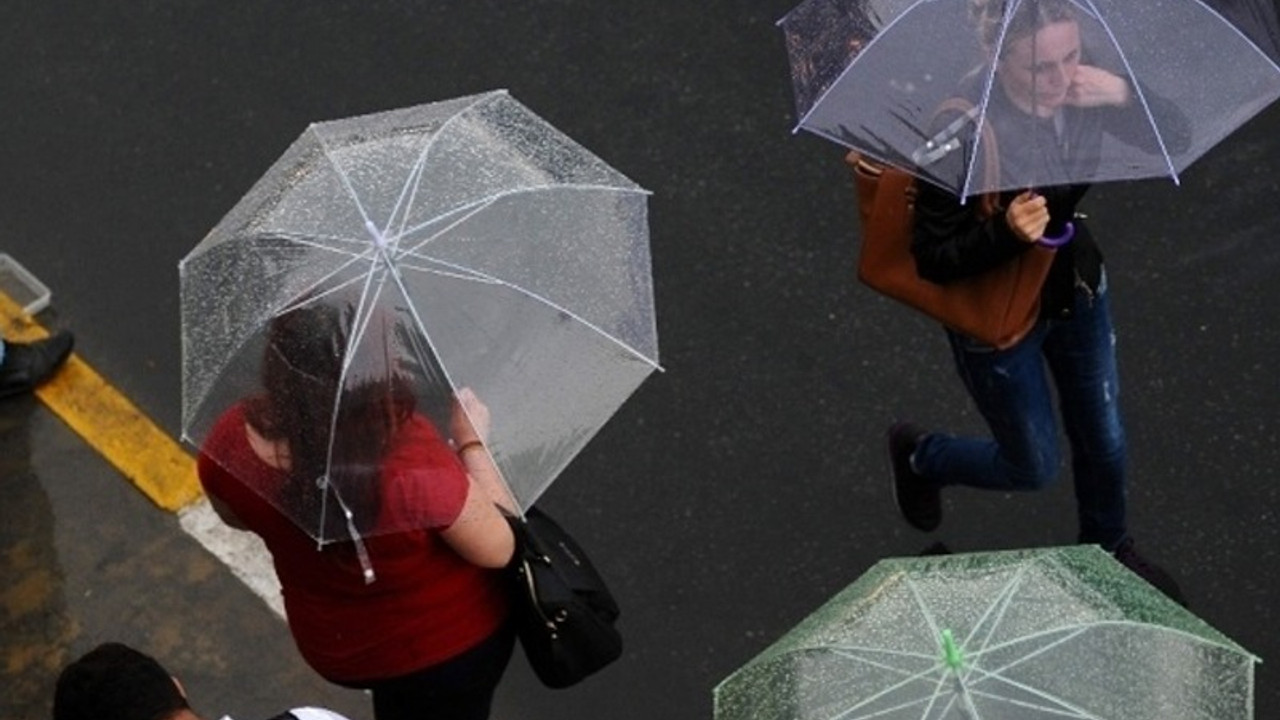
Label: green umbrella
xmin=715 ymin=546 xmax=1258 ymax=719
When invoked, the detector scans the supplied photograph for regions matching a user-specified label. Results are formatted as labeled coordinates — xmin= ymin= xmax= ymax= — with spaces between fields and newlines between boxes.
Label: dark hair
xmin=53 ymin=643 xmax=190 ymax=720
xmin=970 ymin=0 xmax=1077 ymax=53
xmin=244 ymin=300 xmax=415 ymax=537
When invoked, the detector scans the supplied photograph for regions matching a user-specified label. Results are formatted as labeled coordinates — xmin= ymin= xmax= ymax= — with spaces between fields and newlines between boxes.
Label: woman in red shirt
xmin=197 ymin=302 xmax=517 ymax=720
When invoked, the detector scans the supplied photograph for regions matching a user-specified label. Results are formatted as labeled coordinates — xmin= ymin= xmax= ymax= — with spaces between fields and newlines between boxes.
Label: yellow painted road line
xmin=0 ymin=292 xmax=285 ymax=617
xmin=0 ymin=293 xmax=202 ymax=512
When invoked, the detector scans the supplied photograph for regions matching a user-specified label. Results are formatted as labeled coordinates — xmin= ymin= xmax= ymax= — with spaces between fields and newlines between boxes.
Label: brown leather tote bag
xmin=849 ymin=100 xmax=1055 ymax=349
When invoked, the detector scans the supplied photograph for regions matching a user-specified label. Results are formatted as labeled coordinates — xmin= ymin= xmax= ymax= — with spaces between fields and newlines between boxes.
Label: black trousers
xmin=361 ymin=624 xmax=517 ymax=720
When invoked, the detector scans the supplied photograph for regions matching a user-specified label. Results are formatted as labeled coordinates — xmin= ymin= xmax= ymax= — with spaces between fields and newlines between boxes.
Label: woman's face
xmin=997 ymin=20 xmax=1081 ymax=117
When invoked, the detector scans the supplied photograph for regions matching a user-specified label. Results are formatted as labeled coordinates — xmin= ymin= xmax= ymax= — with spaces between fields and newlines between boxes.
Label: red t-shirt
xmin=197 ymin=403 xmax=509 ymax=684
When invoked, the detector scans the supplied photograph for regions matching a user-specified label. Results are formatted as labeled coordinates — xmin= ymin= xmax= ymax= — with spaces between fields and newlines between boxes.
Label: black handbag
xmin=505 ymin=506 xmax=622 ymax=688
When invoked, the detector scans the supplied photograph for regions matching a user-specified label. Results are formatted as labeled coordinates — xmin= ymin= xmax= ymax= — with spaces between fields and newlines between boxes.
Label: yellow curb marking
xmin=0 ymin=293 xmax=202 ymax=512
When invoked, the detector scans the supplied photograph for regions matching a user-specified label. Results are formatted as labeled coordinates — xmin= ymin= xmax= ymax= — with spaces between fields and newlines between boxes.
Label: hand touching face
xmin=1066 ymin=64 xmax=1131 ymax=108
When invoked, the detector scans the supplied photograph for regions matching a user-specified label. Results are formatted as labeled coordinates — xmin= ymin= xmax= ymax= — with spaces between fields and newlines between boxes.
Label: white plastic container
xmin=0 ymin=253 xmax=51 ymax=315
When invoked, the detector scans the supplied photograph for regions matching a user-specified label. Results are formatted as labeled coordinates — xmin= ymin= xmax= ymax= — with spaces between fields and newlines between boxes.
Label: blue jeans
xmin=913 ymin=272 xmax=1127 ymax=549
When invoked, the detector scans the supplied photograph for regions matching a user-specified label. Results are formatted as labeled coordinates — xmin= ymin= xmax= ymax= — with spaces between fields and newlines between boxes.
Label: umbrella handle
xmin=1037 ymin=221 xmax=1075 ymax=248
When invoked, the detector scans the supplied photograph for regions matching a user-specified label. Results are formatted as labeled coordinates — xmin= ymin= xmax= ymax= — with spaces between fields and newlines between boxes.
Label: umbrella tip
xmin=941 ymin=629 xmax=964 ymax=670
xmin=365 ymin=220 xmax=389 ymax=249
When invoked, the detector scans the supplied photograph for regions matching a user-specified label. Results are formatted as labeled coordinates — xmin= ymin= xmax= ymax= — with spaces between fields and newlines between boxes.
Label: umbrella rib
xmin=1076 ymin=0 xmax=1180 ymax=184
xmin=962 ymin=624 xmax=1152 ymax=719
xmin=1190 ymin=0 xmax=1280 ymax=74
xmin=380 ymin=120 xmax=439 ymax=242
xmin=827 ymin=645 xmax=939 ymax=662
xmin=961 ymin=0 xmax=1025 ymax=199
xmin=312 ymin=126 xmax=382 ymax=248
xmin=381 ymin=91 xmax=504 ymax=243
xmin=822 ymin=666 xmax=947 ymax=720
xmin=753 ymin=646 xmax=950 ymax=720
xmin=966 ymin=688 xmax=1098 ymax=719
xmin=832 ymin=695 xmax=940 ymax=720
xmin=896 ymin=576 xmax=984 ymax=720
xmin=954 ymin=578 xmax=1029 ymax=699
xmin=388 ymin=152 xmax=433 ymax=248
xmin=770 ymin=644 xmax=950 ymax=718
xmin=961 ymin=664 xmax=1106 ymax=720
xmin=919 ymin=673 xmax=963 ymax=720
xmin=964 ymin=616 xmax=1259 ymax=718
xmin=275 ymin=272 xmax=373 ymax=318
xmin=380 ymin=257 xmax=526 ymax=510
xmin=342 ymin=263 xmax=392 ymax=378
xmin=390 ymin=195 xmax=500 ymax=256
xmin=261 ymin=238 xmax=381 ymax=320
xmin=391 ymin=259 xmax=499 ymax=284
xmin=316 ymin=249 xmax=388 ymax=560
xmin=379 ymin=248 xmax=521 ymax=511
xmin=186 ymin=247 xmax=378 ymax=430
xmin=963 ymin=565 xmax=1029 ymax=651
xmin=904 ymin=576 xmax=944 ymax=650
xmin=829 ymin=649 xmax=937 ymax=677
xmin=397 ymin=253 xmax=661 ymax=370
xmin=259 ymin=231 xmax=371 ymax=258
xmin=829 ymin=696 xmax=932 ymax=720
xmin=967 ymin=619 xmax=1257 ymax=659
xmin=962 ymin=620 xmax=1085 ymax=666
xmin=788 ymin=0 xmax=935 ymax=131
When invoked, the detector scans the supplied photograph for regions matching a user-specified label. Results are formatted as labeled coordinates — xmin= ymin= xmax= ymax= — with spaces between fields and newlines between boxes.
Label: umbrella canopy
xmin=180 ymin=90 xmax=659 ymax=547
xmin=778 ymin=0 xmax=1280 ymax=198
xmin=715 ymin=546 xmax=1259 ymax=720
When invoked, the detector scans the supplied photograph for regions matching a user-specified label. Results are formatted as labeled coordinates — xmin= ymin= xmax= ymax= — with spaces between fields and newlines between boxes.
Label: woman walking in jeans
xmin=889 ymin=0 xmax=1186 ymax=602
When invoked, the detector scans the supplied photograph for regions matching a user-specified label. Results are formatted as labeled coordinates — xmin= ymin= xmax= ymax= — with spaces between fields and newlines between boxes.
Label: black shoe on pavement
xmin=0 ymin=331 xmax=74 ymax=399
xmin=888 ymin=421 xmax=941 ymax=532
xmin=1112 ymin=537 xmax=1187 ymax=606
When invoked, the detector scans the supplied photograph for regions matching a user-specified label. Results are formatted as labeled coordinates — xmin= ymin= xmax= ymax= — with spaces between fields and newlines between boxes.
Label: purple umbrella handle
xmin=1037 ymin=221 xmax=1075 ymax=248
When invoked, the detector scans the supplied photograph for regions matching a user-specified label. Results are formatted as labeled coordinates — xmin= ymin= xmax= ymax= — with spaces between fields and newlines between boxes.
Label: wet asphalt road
xmin=2 ymin=2 xmax=1279 ymax=719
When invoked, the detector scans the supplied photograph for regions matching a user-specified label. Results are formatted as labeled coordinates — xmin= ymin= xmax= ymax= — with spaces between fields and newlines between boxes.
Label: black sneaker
xmin=1112 ymin=537 xmax=1187 ymax=606
xmin=888 ymin=422 xmax=941 ymax=532
xmin=0 ymin=331 xmax=74 ymax=399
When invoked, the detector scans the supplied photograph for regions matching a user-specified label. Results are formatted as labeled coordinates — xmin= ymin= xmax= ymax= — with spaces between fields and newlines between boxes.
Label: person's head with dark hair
xmin=246 ymin=300 xmax=350 ymax=483
xmin=53 ymin=642 xmax=196 ymax=720
xmin=244 ymin=298 xmax=415 ymax=534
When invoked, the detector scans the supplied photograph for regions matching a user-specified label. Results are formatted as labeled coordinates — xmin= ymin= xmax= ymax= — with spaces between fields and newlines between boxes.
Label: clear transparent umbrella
xmin=778 ymin=0 xmax=1280 ymax=199
xmin=180 ymin=91 xmax=659 ymax=554
xmin=714 ymin=546 xmax=1259 ymax=720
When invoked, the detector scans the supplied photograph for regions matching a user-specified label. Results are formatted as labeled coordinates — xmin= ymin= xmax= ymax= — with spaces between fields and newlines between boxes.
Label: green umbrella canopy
xmin=715 ymin=546 xmax=1258 ymax=720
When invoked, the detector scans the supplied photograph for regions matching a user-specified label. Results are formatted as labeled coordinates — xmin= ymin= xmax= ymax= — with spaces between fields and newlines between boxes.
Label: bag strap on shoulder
xmin=933 ymin=97 xmax=1001 ymax=218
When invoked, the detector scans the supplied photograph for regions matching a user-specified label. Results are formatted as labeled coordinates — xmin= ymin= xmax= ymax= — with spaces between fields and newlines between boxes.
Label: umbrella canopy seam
xmin=1076 ymin=0 xmax=1180 ymax=185
xmin=388 ymin=182 xmax=653 ymax=251
xmin=376 ymin=93 xmax=501 ymax=242
xmin=397 ymin=255 xmax=661 ymax=371
xmin=1193 ymin=0 xmax=1280 ymax=73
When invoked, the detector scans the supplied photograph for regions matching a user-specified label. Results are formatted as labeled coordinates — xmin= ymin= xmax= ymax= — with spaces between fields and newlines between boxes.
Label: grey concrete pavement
xmin=0 ymin=393 xmax=370 ymax=720
xmin=2 ymin=2 xmax=1278 ymax=719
